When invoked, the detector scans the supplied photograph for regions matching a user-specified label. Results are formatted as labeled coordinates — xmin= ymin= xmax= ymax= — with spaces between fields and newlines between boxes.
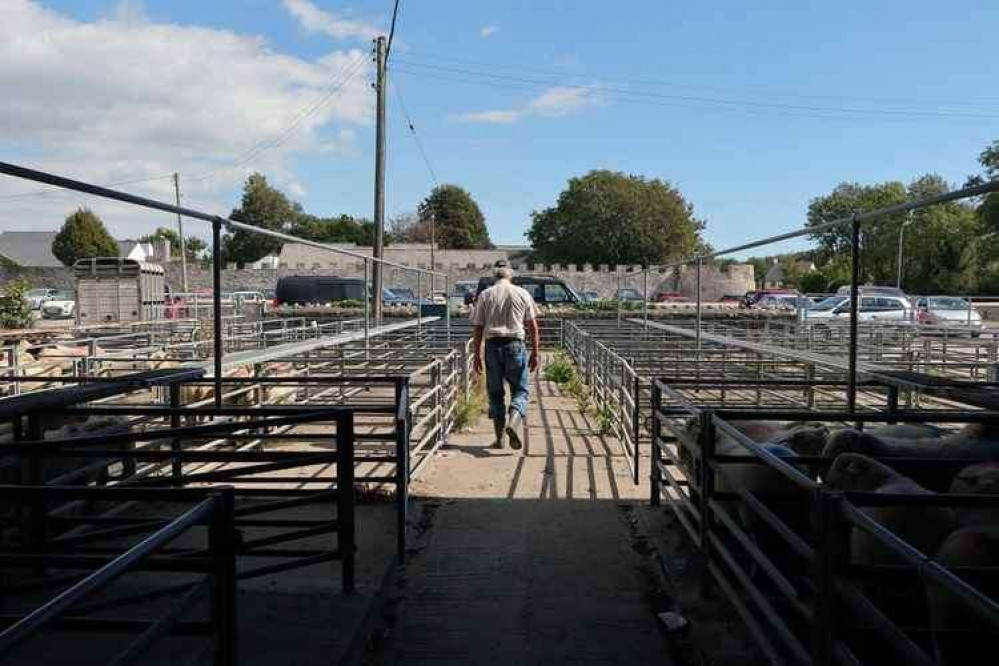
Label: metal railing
xmin=649 ymin=380 xmax=999 ymax=666
xmin=0 ymin=486 xmax=237 ymax=666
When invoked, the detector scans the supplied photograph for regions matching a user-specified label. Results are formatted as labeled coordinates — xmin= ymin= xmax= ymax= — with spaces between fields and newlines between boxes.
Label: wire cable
xmin=391 ymin=78 xmax=439 ymax=187
xmin=385 ymin=0 xmax=402 ymax=62
xmin=394 ymin=58 xmax=999 ymax=120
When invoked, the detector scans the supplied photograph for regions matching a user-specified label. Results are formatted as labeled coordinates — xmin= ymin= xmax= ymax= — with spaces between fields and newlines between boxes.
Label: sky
xmin=1 ymin=0 xmax=996 ymax=258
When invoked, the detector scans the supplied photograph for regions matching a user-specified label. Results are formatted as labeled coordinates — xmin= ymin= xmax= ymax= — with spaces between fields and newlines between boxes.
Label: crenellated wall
xmin=2 ymin=261 xmax=754 ymax=302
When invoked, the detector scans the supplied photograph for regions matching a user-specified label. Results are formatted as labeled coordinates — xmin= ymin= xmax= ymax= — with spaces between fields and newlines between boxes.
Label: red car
xmin=654 ymin=291 xmax=691 ymax=303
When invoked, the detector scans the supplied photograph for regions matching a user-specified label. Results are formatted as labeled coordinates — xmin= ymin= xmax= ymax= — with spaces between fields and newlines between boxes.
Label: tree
xmin=0 ymin=280 xmax=33 ymax=330
xmin=806 ymin=181 xmax=909 ymax=284
xmin=52 ymin=208 xmax=119 ymax=266
xmin=388 ymin=212 xmax=432 ymax=244
xmin=417 ymin=185 xmax=490 ymax=249
xmin=527 ymin=170 xmax=704 ymax=266
xmin=222 ymin=173 xmax=300 ymax=266
xmin=140 ymin=227 xmax=207 ymax=261
xmin=290 ymin=214 xmax=375 ymax=245
xmin=807 ymin=176 xmax=979 ymax=292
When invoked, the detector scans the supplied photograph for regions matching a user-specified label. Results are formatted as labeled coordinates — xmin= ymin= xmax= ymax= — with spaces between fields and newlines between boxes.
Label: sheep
xmin=822 ymin=424 xmax=999 ymax=491
xmin=925 ymin=525 xmax=999 ymax=666
xmin=823 ymin=453 xmax=955 ymax=565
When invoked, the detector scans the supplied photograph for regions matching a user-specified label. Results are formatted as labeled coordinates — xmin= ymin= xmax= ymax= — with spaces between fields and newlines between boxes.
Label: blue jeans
xmin=484 ymin=338 xmax=530 ymax=421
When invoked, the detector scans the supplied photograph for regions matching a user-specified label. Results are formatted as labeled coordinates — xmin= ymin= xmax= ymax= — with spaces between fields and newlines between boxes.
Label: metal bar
xmin=0 ymin=499 xmax=215 ymax=655
xmin=210 ymin=489 xmax=237 ymax=666
xmin=337 ymin=410 xmax=356 ymax=593
xmin=212 ymin=218 xmax=223 ymax=407
xmin=848 ymin=214 xmax=861 ymax=413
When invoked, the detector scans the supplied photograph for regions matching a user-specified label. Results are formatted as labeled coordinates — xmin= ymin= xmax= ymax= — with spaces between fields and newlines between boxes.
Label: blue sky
xmin=3 ymin=0 xmax=997 ymax=256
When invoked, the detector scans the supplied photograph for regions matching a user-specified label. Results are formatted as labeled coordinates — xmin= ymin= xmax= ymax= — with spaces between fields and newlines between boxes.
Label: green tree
xmin=222 ymin=173 xmax=300 ymax=266
xmin=290 ymin=214 xmax=375 ymax=245
xmin=528 ymin=170 xmax=704 ymax=266
xmin=52 ymin=208 xmax=119 ymax=266
xmin=0 ymin=280 xmax=33 ymax=329
xmin=139 ymin=227 xmax=207 ymax=261
xmin=806 ymin=181 xmax=909 ymax=284
xmin=417 ymin=185 xmax=491 ymax=249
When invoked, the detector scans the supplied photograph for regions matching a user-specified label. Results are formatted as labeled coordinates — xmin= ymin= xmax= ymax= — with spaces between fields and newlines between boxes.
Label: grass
xmin=452 ymin=375 xmax=486 ymax=432
xmin=542 ymin=350 xmax=576 ymax=383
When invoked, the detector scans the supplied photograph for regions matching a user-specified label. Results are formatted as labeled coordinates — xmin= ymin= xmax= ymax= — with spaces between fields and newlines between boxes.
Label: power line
xmin=394 ymin=58 xmax=999 ymax=120
xmin=385 ymin=0 xmax=402 ymax=62
xmin=402 ymin=51 xmax=999 ymax=109
xmin=391 ymin=78 xmax=439 ymax=187
xmin=188 ymin=53 xmax=368 ymax=183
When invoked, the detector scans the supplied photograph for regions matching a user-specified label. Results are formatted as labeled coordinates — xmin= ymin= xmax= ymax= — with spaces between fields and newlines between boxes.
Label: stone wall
xmin=1 ymin=261 xmax=754 ymax=302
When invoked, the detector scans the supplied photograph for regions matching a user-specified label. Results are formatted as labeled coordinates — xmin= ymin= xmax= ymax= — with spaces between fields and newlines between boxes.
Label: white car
xmin=804 ymin=295 xmax=913 ymax=322
xmin=915 ymin=297 xmax=984 ymax=334
xmin=25 ymin=288 xmax=58 ymax=310
xmin=41 ymin=290 xmax=76 ymax=319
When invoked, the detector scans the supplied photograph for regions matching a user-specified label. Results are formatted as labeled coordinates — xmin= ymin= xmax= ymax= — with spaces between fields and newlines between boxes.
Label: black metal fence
xmin=650 ymin=380 xmax=999 ymax=666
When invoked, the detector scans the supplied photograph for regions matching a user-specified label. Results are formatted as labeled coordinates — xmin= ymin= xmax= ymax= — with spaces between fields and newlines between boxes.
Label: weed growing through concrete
xmin=542 ymin=350 xmax=575 ymax=383
xmin=452 ymin=375 xmax=486 ymax=432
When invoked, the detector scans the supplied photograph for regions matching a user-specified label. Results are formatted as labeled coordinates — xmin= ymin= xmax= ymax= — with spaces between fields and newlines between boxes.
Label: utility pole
xmin=430 ymin=209 xmax=435 ymax=274
xmin=173 ymin=173 xmax=189 ymax=293
xmin=372 ymin=36 xmax=387 ymax=322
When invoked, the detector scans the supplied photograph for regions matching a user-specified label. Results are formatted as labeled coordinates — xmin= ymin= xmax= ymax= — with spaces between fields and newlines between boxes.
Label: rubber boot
xmin=492 ymin=418 xmax=506 ymax=449
xmin=505 ymin=408 xmax=524 ymax=451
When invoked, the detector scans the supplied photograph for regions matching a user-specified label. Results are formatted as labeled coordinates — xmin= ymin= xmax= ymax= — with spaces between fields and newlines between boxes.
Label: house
xmin=117 ymin=239 xmax=170 ymax=263
xmin=763 ymin=259 xmax=785 ymax=289
xmin=0 ymin=231 xmax=172 ymax=267
xmin=0 ymin=231 xmax=62 ymax=267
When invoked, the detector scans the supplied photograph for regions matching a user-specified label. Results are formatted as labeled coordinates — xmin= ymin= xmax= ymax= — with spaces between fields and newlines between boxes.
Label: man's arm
xmin=472 ymin=325 xmax=484 ymax=374
xmin=526 ymin=319 xmax=540 ymax=372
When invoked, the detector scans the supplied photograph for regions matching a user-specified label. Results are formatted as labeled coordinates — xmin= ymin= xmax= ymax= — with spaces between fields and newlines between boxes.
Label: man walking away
xmin=470 ymin=261 xmax=540 ymax=450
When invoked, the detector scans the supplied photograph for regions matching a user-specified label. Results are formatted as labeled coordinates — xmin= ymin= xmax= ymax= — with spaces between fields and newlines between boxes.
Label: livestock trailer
xmin=73 ymin=257 xmax=165 ymax=324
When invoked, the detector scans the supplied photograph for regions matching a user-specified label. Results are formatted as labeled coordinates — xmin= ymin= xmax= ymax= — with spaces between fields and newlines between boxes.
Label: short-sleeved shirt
xmin=470 ymin=279 xmax=537 ymax=340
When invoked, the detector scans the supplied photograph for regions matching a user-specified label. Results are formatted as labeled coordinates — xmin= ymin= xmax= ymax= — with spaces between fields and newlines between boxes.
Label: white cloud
xmin=479 ymin=25 xmax=499 ymax=38
xmin=282 ymin=0 xmax=380 ymax=41
xmin=0 ymin=0 xmax=373 ymax=239
xmin=451 ymin=86 xmax=601 ymax=124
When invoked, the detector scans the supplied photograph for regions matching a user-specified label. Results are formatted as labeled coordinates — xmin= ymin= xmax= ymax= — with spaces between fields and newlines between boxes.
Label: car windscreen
xmin=27 ymin=289 xmax=50 ymax=297
xmin=812 ymin=296 xmax=846 ymax=311
xmin=927 ymin=297 xmax=969 ymax=310
xmin=51 ymin=290 xmax=73 ymax=300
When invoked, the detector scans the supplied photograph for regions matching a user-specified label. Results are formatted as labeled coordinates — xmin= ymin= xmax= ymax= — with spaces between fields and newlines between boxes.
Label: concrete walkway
xmin=380 ymin=373 xmax=670 ymax=665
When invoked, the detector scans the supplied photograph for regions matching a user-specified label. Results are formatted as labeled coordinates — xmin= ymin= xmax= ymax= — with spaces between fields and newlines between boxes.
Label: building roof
xmin=0 ymin=231 xmax=62 ymax=267
xmin=764 ymin=262 xmax=785 ymax=283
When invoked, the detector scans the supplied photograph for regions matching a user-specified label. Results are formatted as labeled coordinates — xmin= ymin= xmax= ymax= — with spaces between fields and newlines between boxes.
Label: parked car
xmin=385 ymin=287 xmax=417 ymax=306
xmin=472 ymin=275 xmax=581 ymax=306
xmin=274 ymin=277 xmax=366 ymax=306
xmin=653 ymin=291 xmax=690 ymax=303
xmin=579 ymin=291 xmax=600 ymax=303
xmin=25 ymin=288 xmax=58 ymax=310
xmin=745 ymin=288 xmax=798 ymax=308
xmin=719 ymin=294 xmax=743 ymax=305
xmin=451 ymin=280 xmax=479 ymax=307
xmin=756 ymin=293 xmax=809 ymax=311
xmin=804 ymin=295 xmax=913 ymax=322
xmin=615 ymin=288 xmax=645 ymax=302
xmin=40 ymin=290 xmax=76 ymax=319
xmin=915 ymin=296 xmax=983 ymax=334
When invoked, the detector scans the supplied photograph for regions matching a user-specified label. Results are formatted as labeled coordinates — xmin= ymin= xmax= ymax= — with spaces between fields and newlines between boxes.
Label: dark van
xmin=275 ymin=276 xmax=366 ymax=305
xmin=471 ymin=275 xmax=581 ymax=306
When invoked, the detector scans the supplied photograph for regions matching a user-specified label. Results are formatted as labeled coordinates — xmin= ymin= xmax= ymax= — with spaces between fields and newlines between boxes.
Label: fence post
xmin=209 ymin=487 xmax=237 ymax=666
xmin=170 ymin=383 xmax=183 ymax=484
xmin=394 ymin=380 xmax=410 ymax=562
xmin=337 ymin=410 xmax=356 ymax=594
xmin=811 ymin=490 xmax=844 ymax=666
xmin=698 ymin=410 xmax=716 ymax=598
xmin=650 ymin=382 xmax=662 ymax=506
xmin=632 ymin=373 xmax=641 ymax=486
